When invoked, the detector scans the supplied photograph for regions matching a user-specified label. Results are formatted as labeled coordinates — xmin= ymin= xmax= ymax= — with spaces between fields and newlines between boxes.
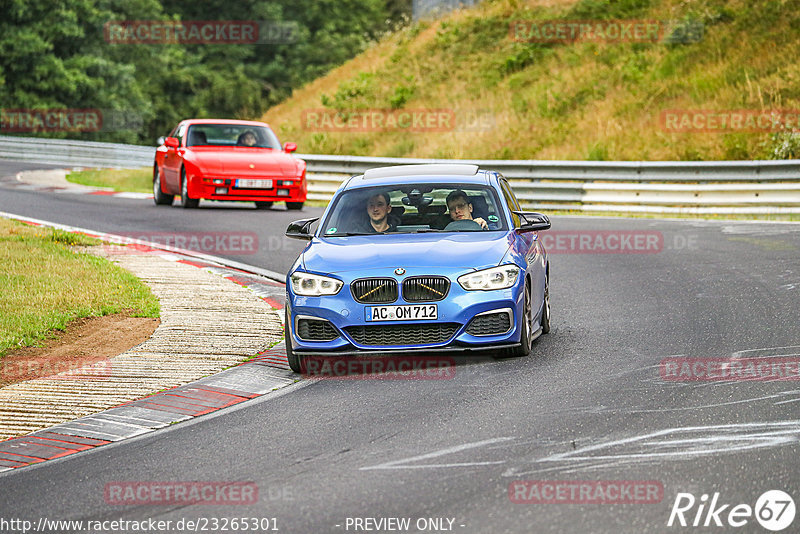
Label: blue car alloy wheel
xmin=283 ymin=164 xmax=551 ymax=373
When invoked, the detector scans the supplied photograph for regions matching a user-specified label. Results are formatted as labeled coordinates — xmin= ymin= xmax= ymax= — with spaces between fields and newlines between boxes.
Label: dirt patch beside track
xmin=0 ymin=314 xmax=160 ymax=388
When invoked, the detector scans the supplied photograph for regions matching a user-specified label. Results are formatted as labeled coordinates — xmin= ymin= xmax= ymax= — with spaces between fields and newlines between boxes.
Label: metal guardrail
xmin=294 ymin=153 xmax=800 ymax=182
xmin=302 ymin=155 xmax=800 ymax=214
xmin=2 ymin=135 xmax=800 ymax=213
xmin=0 ymin=135 xmax=154 ymax=168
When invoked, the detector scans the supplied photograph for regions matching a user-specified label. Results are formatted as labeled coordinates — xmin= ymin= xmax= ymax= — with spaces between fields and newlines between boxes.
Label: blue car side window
xmin=500 ymin=179 xmax=521 ymax=228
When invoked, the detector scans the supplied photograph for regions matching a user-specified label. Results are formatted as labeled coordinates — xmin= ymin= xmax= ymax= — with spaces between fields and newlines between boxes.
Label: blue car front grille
xmin=351 ymin=278 xmax=398 ymax=303
xmin=402 ymin=276 xmax=450 ymax=302
xmin=345 ymin=323 xmax=459 ymax=346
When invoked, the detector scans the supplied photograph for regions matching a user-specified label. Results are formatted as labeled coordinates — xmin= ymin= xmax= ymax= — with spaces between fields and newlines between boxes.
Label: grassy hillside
xmin=262 ymin=0 xmax=800 ymax=160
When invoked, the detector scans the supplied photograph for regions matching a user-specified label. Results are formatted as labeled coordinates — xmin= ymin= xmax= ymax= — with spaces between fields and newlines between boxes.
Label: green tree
xmin=1 ymin=0 xmax=403 ymax=144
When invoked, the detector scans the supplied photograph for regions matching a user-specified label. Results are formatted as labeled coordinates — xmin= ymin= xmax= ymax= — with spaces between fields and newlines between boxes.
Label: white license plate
xmin=366 ymin=305 xmax=438 ymax=321
xmin=235 ymin=179 xmax=273 ymax=189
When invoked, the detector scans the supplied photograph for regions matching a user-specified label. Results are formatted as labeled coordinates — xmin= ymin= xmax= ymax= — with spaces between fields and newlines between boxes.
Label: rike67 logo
xmin=668 ymin=490 xmax=795 ymax=531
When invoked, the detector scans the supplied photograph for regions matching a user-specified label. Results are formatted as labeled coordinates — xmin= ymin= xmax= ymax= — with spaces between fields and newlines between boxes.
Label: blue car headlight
xmin=458 ymin=265 xmax=520 ymax=291
xmin=290 ymin=272 xmax=343 ymax=296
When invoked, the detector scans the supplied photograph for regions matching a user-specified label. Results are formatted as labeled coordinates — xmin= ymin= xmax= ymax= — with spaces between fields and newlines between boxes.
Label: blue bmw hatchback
xmin=284 ymin=164 xmax=551 ymax=372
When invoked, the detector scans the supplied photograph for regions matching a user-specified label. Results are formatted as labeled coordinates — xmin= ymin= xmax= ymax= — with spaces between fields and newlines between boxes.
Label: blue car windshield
xmin=321 ymin=184 xmax=508 ymax=236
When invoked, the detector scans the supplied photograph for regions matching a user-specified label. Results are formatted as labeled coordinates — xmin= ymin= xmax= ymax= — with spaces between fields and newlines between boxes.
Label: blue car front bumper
xmin=286 ymin=268 xmax=527 ymax=355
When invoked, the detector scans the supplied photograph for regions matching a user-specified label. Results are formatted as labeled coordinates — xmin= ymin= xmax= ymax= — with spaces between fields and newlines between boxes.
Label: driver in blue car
xmin=446 ymin=190 xmax=488 ymax=229
xmin=364 ymin=192 xmax=398 ymax=233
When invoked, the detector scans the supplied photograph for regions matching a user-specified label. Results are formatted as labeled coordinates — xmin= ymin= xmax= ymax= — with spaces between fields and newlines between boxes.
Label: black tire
xmin=286 ymin=201 xmax=304 ymax=211
xmin=152 ymin=165 xmax=174 ymax=206
xmin=180 ymin=168 xmax=199 ymax=209
xmin=494 ymin=280 xmax=532 ymax=359
xmin=285 ymin=309 xmax=304 ymax=373
xmin=255 ymin=201 xmax=274 ymax=210
xmin=540 ymin=271 xmax=551 ymax=335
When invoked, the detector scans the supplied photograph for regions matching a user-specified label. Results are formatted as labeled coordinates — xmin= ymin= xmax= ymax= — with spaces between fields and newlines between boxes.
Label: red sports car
xmin=153 ymin=118 xmax=307 ymax=209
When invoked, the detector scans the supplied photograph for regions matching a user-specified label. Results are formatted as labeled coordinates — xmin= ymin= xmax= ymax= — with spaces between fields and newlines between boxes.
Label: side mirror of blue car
xmin=286 ymin=217 xmax=319 ymax=240
xmin=513 ymin=211 xmax=551 ymax=233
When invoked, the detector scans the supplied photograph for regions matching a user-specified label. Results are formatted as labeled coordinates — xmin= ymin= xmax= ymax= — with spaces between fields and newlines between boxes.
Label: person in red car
xmin=238 ymin=130 xmax=258 ymax=146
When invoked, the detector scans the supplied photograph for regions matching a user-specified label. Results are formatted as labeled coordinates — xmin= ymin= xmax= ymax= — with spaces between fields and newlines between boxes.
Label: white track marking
xmin=360 ymin=437 xmax=514 ymax=471
xmin=538 ymin=421 xmax=800 ymax=464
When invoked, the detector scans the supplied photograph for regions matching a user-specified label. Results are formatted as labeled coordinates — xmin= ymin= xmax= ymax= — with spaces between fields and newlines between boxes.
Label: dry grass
xmin=262 ymin=0 xmax=800 ymax=160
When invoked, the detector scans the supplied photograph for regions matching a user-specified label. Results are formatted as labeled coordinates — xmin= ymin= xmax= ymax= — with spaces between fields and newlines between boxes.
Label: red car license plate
xmin=236 ymin=179 xmax=273 ymax=189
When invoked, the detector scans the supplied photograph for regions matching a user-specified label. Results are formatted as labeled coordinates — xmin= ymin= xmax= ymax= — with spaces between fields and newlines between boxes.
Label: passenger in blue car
xmin=446 ymin=190 xmax=488 ymax=229
xmin=364 ymin=192 xmax=398 ymax=233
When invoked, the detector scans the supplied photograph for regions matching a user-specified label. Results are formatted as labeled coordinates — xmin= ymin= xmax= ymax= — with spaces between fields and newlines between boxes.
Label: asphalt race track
xmin=2 ymin=160 xmax=800 ymax=533
xmin=0 ymin=161 xmax=319 ymax=275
